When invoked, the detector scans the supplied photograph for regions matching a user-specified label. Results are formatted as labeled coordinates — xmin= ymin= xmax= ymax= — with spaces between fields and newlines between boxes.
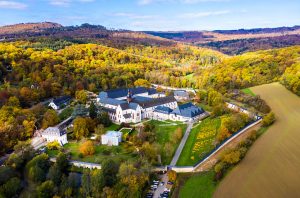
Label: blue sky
xmin=0 ymin=0 xmax=299 ymax=31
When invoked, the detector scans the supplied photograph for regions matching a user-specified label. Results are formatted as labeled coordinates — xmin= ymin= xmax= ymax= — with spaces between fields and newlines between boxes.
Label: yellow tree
xmin=80 ymin=140 xmax=95 ymax=156
xmin=134 ymin=79 xmax=151 ymax=88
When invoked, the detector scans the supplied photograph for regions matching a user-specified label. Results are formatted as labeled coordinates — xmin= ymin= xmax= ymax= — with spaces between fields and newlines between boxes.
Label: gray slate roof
xmin=174 ymin=90 xmax=189 ymax=97
xmin=120 ymin=102 xmax=139 ymax=110
xmin=154 ymin=106 xmax=173 ymax=114
xmin=98 ymin=87 xmax=156 ymax=99
xmin=133 ymin=96 xmax=176 ymax=109
xmin=100 ymin=98 xmax=126 ymax=106
xmin=171 ymin=102 xmax=205 ymax=118
xmin=52 ymin=96 xmax=71 ymax=107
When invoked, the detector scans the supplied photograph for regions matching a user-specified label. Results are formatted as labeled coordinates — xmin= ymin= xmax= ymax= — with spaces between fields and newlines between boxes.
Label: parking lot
xmin=146 ymin=173 xmax=173 ymax=198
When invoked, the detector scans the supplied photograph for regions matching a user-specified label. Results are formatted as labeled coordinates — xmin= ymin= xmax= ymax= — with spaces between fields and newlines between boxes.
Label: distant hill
xmin=213 ymin=25 xmax=300 ymax=34
xmin=1 ymin=22 xmax=300 ymax=54
xmin=0 ymin=22 xmax=175 ymax=48
xmin=0 ymin=22 xmax=62 ymax=34
xmin=145 ymin=26 xmax=300 ymax=54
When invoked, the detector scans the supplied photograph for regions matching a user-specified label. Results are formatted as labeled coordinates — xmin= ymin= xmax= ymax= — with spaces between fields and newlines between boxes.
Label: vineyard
xmin=177 ymin=118 xmax=221 ymax=166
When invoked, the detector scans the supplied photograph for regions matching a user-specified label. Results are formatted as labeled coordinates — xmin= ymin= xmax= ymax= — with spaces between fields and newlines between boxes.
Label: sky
xmin=0 ymin=0 xmax=299 ymax=31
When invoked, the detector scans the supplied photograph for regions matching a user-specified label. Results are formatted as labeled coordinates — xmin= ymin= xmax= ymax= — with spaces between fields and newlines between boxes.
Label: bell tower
xmin=127 ymin=89 xmax=133 ymax=103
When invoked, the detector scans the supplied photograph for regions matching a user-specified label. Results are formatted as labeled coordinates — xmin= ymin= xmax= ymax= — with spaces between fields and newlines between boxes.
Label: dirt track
xmin=214 ymin=83 xmax=300 ymax=198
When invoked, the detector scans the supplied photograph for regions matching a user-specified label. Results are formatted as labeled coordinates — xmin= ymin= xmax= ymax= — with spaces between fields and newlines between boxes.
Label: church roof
xmin=100 ymin=98 xmax=126 ymax=106
xmin=134 ymin=96 xmax=176 ymax=109
xmin=119 ymin=102 xmax=139 ymax=110
xmin=154 ymin=106 xmax=173 ymax=114
xmin=98 ymin=87 xmax=156 ymax=99
xmin=171 ymin=103 xmax=205 ymax=118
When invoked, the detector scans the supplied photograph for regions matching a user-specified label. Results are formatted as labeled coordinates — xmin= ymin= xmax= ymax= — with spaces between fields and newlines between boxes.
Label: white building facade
xmin=41 ymin=127 xmax=68 ymax=146
xmin=97 ymin=87 xmax=206 ymax=124
xmin=101 ymin=131 xmax=122 ymax=146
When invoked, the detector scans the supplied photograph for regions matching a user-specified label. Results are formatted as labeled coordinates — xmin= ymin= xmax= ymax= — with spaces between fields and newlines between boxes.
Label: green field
xmin=105 ymin=123 xmax=120 ymax=131
xmin=176 ymin=118 xmax=220 ymax=166
xmin=179 ymin=171 xmax=216 ymax=198
xmin=241 ymin=88 xmax=256 ymax=96
xmin=215 ymin=83 xmax=300 ymax=198
xmin=148 ymin=120 xmax=187 ymax=164
xmin=48 ymin=141 xmax=137 ymax=163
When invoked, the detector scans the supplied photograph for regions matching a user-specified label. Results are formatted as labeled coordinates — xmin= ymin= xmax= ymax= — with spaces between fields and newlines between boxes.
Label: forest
xmin=0 ymin=40 xmax=299 ymax=155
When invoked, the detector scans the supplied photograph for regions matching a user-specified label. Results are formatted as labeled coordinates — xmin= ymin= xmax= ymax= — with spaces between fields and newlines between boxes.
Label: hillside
xmin=0 ymin=23 xmax=175 ymax=48
xmin=195 ymin=46 xmax=300 ymax=96
xmin=146 ymin=26 xmax=300 ymax=54
xmin=0 ymin=22 xmax=62 ymax=34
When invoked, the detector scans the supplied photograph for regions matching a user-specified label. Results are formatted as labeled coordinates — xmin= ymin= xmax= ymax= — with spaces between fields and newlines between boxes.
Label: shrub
xmin=102 ymin=149 xmax=111 ymax=155
xmin=46 ymin=141 xmax=61 ymax=150
xmin=167 ymin=170 xmax=177 ymax=182
xmin=79 ymin=140 xmax=95 ymax=156
xmin=262 ymin=112 xmax=276 ymax=127
xmin=78 ymin=153 xmax=84 ymax=158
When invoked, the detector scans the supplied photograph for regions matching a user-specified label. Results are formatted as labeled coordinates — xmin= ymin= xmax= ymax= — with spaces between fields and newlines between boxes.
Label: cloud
xmin=49 ymin=0 xmax=95 ymax=7
xmin=49 ymin=0 xmax=71 ymax=6
xmin=0 ymin=1 xmax=27 ymax=9
xmin=111 ymin=12 xmax=159 ymax=20
xmin=179 ymin=10 xmax=230 ymax=18
xmin=138 ymin=0 xmax=229 ymax=5
xmin=181 ymin=0 xmax=229 ymax=3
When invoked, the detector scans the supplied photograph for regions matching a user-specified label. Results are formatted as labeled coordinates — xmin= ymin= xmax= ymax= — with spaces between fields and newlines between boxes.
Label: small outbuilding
xmin=174 ymin=90 xmax=190 ymax=101
xmin=49 ymin=96 xmax=71 ymax=110
xmin=101 ymin=131 xmax=122 ymax=146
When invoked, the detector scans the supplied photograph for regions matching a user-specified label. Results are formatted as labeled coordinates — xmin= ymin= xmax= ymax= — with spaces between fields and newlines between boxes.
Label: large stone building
xmin=97 ymin=87 xmax=206 ymax=123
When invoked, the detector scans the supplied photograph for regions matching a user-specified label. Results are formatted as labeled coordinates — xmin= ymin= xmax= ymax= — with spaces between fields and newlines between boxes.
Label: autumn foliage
xmin=79 ymin=140 xmax=95 ymax=156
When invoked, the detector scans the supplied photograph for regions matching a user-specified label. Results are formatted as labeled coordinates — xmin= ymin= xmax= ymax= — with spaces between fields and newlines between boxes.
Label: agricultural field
xmin=148 ymin=120 xmax=187 ymax=164
xmin=214 ymin=83 xmax=300 ymax=198
xmin=176 ymin=118 xmax=221 ymax=166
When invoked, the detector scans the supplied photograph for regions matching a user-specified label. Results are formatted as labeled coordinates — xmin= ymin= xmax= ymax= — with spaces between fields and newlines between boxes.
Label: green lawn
xmin=179 ymin=171 xmax=216 ymax=198
xmin=119 ymin=128 xmax=132 ymax=134
xmin=48 ymin=141 xmax=137 ymax=164
xmin=105 ymin=123 xmax=120 ymax=131
xmin=196 ymin=103 xmax=213 ymax=112
xmin=148 ymin=120 xmax=187 ymax=165
xmin=59 ymin=107 xmax=74 ymax=121
xmin=241 ymin=88 xmax=256 ymax=96
xmin=176 ymin=118 xmax=221 ymax=166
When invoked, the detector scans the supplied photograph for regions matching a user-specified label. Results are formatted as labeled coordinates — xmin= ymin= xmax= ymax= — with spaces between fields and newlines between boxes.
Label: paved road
xmin=152 ymin=84 xmax=196 ymax=94
xmin=153 ymin=174 xmax=169 ymax=198
xmin=170 ymin=121 xmax=193 ymax=166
